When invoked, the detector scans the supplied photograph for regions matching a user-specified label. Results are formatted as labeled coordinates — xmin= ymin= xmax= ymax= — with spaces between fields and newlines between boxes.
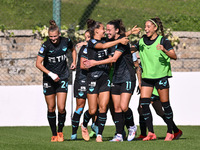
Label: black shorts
xmin=142 ymin=77 xmax=170 ymax=89
xmin=87 ymin=74 xmax=110 ymax=94
xmin=43 ymin=78 xmax=68 ymax=96
xmin=74 ymin=80 xmax=87 ymax=99
xmin=111 ymin=81 xmax=136 ymax=95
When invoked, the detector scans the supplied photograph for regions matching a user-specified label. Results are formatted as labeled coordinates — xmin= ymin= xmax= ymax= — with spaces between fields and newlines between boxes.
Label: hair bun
xmin=49 ymin=20 xmax=56 ymax=26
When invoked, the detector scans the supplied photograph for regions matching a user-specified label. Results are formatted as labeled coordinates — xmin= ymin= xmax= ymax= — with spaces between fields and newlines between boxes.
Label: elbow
xmin=172 ymin=55 xmax=177 ymax=60
xmin=80 ymin=64 xmax=87 ymax=70
xmin=101 ymin=45 xmax=106 ymax=49
xmin=36 ymin=62 xmax=39 ymax=69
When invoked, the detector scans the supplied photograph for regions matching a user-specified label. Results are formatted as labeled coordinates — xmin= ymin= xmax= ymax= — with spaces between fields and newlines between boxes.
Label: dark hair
xmin=85 ymin=29 xmax=90 ymax=34
xmin=48 ymin=20 xmax=60 ymax=33
xmin=87 ymin=19 xmax=102 ymax=38
xmin=149 ymin=17 xmax=164 ymax=36
xmin=107 ymin=19 xmax=126 ymax=36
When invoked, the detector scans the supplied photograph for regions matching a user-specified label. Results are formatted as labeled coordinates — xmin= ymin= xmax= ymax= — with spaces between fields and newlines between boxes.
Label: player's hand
xmin=136 ymin=85 xmax=141 ymax=95
xmin=48 ymin=72 xmax=60 ymax=82
xmin=131 ymin=25 xmax=142 ymax=35
xmin=120 ymin=37 xmax=129 ymax=45
xmin=76 ymin=41 xmax=87 ymax=49
xmin=156 ymin=44 xmax=164 ymax=51
xmin=70 ymin=62 xmax=76 ymax=70
xmin=83 ymin=60 xmax=96 ymax=68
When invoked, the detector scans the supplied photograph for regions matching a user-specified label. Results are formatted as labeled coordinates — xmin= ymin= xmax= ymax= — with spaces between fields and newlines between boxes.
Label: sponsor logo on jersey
xmin=97 ymin=49 xmax=108 ymax=58
xmin=48 ymin=54 xmax=67 ymax=63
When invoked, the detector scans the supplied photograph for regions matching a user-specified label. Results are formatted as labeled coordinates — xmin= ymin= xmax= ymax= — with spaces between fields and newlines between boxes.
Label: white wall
xmin=0 ymin=72 xmax=199 ymax=126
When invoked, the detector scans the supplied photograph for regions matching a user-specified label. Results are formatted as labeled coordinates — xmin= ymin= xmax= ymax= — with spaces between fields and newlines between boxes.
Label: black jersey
xmin=84 ymin=38 xmax=109 ymax=80
xmin=108 ymin=36 xmax=136 ymax=84
xmin=74 ymin=45 xmax=88 ymax=83
xmin=134 ymin=35 xmax=173 ymax=51
xmin=38 ymin=37 xmax=73 ymax=80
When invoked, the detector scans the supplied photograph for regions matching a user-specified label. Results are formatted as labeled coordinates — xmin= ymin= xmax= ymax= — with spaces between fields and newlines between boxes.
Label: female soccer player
xmin=132 ymin=17 xmax=180 ymax=141
xmin=36 ymin=20 xmax=76 ymax=142
xmin=71 ymin=30 xmax=90 ymax=140
xmin=84 ymin=19 xmax=141 ymax=142
xmin=80 ymin=19 xmax=129 ymax=142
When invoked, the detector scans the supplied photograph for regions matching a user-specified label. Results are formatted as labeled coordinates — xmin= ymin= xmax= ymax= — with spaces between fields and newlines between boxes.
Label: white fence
xmin=0 ymin=72 xmax=200 ymax=126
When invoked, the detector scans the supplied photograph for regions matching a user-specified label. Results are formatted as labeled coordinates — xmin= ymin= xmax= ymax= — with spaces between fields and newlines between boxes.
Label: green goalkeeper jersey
xmin=139 ymin=35 xmax=172 ymax=79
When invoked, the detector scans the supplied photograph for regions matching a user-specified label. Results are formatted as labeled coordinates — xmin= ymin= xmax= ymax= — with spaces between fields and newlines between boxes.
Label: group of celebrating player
xmin=36 ymin=17 xmax=182 ymax=143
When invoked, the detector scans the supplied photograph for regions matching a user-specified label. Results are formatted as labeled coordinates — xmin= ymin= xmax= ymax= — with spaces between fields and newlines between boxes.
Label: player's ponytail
xmin=155 ymin=17 xmax=165 ymax=37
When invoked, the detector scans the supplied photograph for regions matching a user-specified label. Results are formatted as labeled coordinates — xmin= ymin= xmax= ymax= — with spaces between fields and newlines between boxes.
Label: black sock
xmin=72 ymin=112 xmax=81 ymax=134
xmin=124 ymin=107 xmax=134 ymax=129
xmin=172 ymin=121 xmax=179 ymax=133
xmin=138 ymin=98 xmax=147 ymax=136
xmin=83 ymin=110 xmax=92 ymax=128
xmin=114 ymin=112 xmax=124 ymax=134
xmin=139 ymin=115 xmax=147 ymax=136
xmin=141 ymin=98 xmax=154 ymax=133
xmin=58 ymin=111 xmax=66 ymax=132
xmin=47 ymin=111 xmax=57 ymax=136
xmin=94 ymin=110 xmax=99 ymax=126
xmin=162 ymin=116 xmax=179 ymax=133
xmin=161 ymin=101 xmax=174 ymax=133
xmin=98 ymin=113 xmax=107 ymax=135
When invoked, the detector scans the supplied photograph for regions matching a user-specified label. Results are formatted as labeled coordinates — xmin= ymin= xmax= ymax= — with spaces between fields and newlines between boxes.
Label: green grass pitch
xmin=0 ymin=126 xmax=199 ymax=150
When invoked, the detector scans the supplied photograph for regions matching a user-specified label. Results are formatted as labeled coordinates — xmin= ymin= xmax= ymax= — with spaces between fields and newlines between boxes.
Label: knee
xmin=99 ymin=106 xmax=107 ymax=113
xmin=48 ymin=106 xmax=56 ymax=112
xmin=114 ymin=105 xmax=122 ymax=112
xmin=58 ymin=107 xmax=66 ymax=114
xmin=121 ymin=105 xmax=128 ymax=112
xmin=89 ymin=108 xmax=97 ymax=115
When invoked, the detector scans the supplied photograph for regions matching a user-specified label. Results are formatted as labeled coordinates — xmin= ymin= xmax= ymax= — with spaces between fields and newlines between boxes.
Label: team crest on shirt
xmin=83 ymin=48 xmax=87 ymax=54
xmin=62 ymin=46 xmax=68 ymax=52
xmin=91 ymin=39 xmax=97 ymax=44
